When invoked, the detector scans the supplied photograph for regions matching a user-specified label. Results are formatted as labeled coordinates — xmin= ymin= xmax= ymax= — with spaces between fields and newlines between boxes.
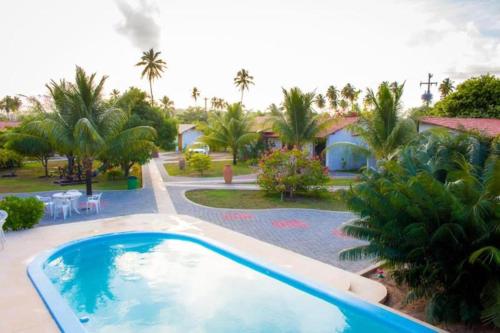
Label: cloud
xmin=446 ymin=65 xmax=500 ymax=79
xmin=115 ymin=0 xmax=161 ymax=50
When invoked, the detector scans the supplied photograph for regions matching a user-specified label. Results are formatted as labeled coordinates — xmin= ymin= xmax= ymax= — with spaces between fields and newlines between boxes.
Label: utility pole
xmin=420 ymin=73 xmax=437 ymax=107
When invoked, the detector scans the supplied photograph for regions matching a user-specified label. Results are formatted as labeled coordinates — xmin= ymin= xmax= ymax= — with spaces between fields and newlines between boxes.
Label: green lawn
xmin=0 ymin=160 xmax=141 ymax=193
xmin=326 ymin=178 xmax=360 ymax=186
xmin=185 ymin=189 xmax=348 ymax=211
xmin=165 ymin=160 xmax=255 ymax=177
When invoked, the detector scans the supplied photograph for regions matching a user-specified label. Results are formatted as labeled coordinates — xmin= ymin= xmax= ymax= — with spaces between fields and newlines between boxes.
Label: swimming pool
xmin=28 ymin=232 xmax=437 ymax=332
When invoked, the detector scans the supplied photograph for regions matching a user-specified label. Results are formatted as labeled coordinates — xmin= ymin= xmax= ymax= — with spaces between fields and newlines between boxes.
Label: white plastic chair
xmin=53 ymin=198 xmax=71 ymax=220
xmin=86 ymin=193 xmax=102 ymax=214
xmin=0 ymin=210 xmax=8 ymax=249
xmin=36 ymin=195 xmax=54 ymax=217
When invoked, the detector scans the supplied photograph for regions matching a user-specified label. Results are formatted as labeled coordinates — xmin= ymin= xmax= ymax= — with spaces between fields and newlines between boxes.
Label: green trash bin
xmin=127 ymin=176 xmax=139 ymax=190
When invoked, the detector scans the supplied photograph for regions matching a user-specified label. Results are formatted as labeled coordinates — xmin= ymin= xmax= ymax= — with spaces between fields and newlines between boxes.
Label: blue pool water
xmin=29 ymin=232 xmax=436 ymax=333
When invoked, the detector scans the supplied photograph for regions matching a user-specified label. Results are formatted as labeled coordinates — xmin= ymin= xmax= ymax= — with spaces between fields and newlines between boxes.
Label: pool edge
xmin=27 ymin=230 xmax=444 ymax=333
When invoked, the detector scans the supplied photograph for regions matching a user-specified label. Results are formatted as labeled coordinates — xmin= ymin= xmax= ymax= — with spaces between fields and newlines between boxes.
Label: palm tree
xmin=272 ymin=87 xmax=327 ymax=149
xmin=439 ymin=78 xmax=455 ymax=99
xmin=330 ymin=82 xmax=416 ymax=161
xmin=315 ymin=94 xmax=326 ymax=110
xmin=32 ymin=67 xmax=156 ymax=195
xmin=339 ymin=99 xmax=349 ymax=113
xmin=234 ymin=69 xmax=254 ymax=104
xmin=340 ymin=132 xmax=499 ymax=328
xmin=341 ymin=83 xmax=359 ymax=112
xmin=135 ymin=48 xmax=166 ymax=105
xmin=202 ymin=103 xmax=257 ymax=165
xmin=326 ymin=85 xmax=339 ymax=111
xmin=0 ymin=95 xmax=22 ymax=118
xmin=110 ymin=89 xmax=120 ymax=100
xmin=160 ymin=96 xmax=175 ymax=116
xmin=191 ymin=87 xmax=200 ymax=105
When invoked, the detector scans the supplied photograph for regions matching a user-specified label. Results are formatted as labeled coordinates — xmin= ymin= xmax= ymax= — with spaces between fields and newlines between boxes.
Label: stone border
xmin=181 ymin=188 xmax=354 ymax=214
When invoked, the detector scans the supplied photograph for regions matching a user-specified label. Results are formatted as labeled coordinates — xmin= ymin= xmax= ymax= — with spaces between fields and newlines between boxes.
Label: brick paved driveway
xmin=167 ymin=186 xmax=372 ymax=272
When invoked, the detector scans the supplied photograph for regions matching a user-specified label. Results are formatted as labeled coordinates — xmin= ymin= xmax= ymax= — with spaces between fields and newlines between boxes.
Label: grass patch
xmin=165 ymin=160 xmax=255 ymax=177
xmin=326 ymin=178 xmax=360 ymax=186
xmin=0 ymin=160 xmax=142 ymax=193
xmin=185 ymin=189 xmax=348 ymax=211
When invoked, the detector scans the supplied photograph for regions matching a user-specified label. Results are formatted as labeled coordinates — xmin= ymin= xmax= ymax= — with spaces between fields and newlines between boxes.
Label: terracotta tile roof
xmin=318 ymin=116 xmax=359 ymax=138
xmin=0 ymin=121 xmax=20 ymax=130
xmin=420 ymin=117 xmax=500 ymax=137
xmin=178 ymin=123 xmax=196 ymax=134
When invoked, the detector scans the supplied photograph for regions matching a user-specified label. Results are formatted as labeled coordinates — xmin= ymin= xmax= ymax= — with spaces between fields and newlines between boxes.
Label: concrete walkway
xmin=146 ymin=160 xmax=176 ymax=214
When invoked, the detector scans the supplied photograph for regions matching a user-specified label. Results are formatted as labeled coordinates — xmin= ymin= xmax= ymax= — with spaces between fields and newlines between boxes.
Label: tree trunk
xmin=83 ymin=158 xmax=93 ymax=196
xmin=66 ymin=154 xmax=75 ymax=176
xmin=232 ymin=151 xmax=237 ymax=165
xmin=121 ymin=162 xmax=133 ymax=178
xmin=240 ymin=90 xmax=244 ymax=104
xmin=42 ymin=156 xmax=49 ymax=177
xmin=149 ymin=79 xmax=154 ymax=106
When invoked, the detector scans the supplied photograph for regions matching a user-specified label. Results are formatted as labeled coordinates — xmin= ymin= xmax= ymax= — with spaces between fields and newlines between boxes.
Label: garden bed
xmin=164 ymin=160 xmax=255 ymax=177
xmin=369 ymin=271 xmax=498 ymax=333
xmin=185 ymin=189 xmax=348 ymax=211
xmin=0 ymin=160 xmax=142 ymax=193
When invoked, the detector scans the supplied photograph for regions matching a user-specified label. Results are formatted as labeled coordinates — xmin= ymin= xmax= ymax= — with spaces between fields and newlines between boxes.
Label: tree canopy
xmin=431 ymin=75 xmax=500 ymax=118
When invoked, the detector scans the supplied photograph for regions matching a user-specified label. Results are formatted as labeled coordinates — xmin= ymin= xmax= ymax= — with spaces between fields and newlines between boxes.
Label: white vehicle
xmin=186 ymin=142 xmax=210 ymax=155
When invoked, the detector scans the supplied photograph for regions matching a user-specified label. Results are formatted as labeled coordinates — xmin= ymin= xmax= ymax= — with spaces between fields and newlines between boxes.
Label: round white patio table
xmin=52 ymin=191 xmax=82 ymax=214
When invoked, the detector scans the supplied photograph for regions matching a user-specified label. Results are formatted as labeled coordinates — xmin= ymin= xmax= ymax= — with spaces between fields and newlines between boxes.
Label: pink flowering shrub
xmin=257 ymin=148 xmax=328 ymax=200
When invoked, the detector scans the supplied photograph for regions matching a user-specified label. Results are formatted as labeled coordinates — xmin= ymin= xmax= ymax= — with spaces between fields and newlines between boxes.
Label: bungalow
xmin=319 ymin=116 xmax=372 ymax=171
xmin=419 ymin=117 xmax=500 ymax=138
xmin=321 ymin=116 xmax=500 ymax=172
xmin=177 ymin=124 xmax=203 ymax=152
xmin=250 ymin=115 xmax=317 ymax=155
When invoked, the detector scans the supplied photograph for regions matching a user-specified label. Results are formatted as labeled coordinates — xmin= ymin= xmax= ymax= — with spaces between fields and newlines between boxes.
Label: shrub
xmin=0 ymin=196 xmax=45 ymax=230
xmin=0 ymin=149 xmax=23 ymax=170
xmin=106 ymin=169 xmax=123 ymax=180
xmin=257 ymin=148 xmax=328 ymax=200
xmin=340 ymin=131 xmax=500 ymax=328
xmin=188 ymin=153 xmax=211 ymax=176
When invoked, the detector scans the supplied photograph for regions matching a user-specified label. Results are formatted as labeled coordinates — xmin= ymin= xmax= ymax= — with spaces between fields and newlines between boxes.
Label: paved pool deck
xmin=0 ymin=213 xmax=390 ymax=333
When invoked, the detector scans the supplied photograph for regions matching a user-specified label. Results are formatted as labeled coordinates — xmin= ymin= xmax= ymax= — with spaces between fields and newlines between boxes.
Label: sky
xmin=0 ymin=0 xmax=499 ymax=111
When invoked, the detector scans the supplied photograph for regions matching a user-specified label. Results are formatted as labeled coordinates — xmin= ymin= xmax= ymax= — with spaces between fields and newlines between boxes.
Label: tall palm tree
xmin=234 ymin=69 xmax=254 ymax=104
xmin=191 ymin=87 xmax=200 ymax=105
xmin=329 ymin=82 xmax=417 ymax=161
xmin=326 ymin=85 xmax=339 ymax=111
xmin=272 ymin=87 xmax=327 ymax=149
xmin=439 ymin=78 xmax=455 ymax=99
xmin=202 ymin=103 xmax=257 ymax=165
xmin=315 ymin=94 xmax=326 ymax=110
xmin=341 ymin=83 xmax=359 ymax=112
xmin=135 ymin=48 xmax=166 ymax=105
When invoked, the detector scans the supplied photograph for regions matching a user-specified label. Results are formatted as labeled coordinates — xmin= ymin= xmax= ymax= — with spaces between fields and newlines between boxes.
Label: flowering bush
xmin=257 ymin=148 xmax=328 ymax=199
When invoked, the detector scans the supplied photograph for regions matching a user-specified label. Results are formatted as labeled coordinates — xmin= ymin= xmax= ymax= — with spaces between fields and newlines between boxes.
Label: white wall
xmin=326 ymin=129 xmax=370 ymax=171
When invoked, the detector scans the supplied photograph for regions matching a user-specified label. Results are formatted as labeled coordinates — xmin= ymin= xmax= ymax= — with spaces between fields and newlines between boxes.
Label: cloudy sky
xmin=1 ymin=0 xmax=499 ymax=111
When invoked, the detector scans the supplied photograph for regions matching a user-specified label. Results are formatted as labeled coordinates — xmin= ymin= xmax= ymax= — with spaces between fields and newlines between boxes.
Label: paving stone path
xmin=166 ymin=185 xmax=372 ymax=272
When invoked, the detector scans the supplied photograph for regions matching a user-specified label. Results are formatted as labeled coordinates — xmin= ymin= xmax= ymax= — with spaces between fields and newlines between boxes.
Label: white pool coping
xmin=0 ymin=213 xmax=443 ymax=333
